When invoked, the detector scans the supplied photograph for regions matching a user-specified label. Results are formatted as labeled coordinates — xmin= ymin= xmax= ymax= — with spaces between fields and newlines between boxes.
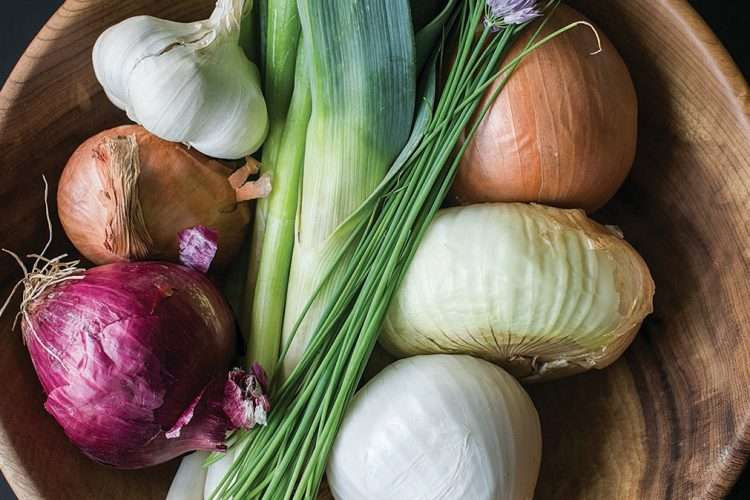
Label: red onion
xmin=3 ymin=224 xmax=269 ymax=469
xmin=178 ymin=225 xmax=220 ymax=274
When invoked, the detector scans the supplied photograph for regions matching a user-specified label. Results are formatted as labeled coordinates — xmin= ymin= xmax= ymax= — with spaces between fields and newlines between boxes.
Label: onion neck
xmin=163 ymin=367 xmax=270 ymax=448
xmin=96 ymin=135 xmax=153 ymax=261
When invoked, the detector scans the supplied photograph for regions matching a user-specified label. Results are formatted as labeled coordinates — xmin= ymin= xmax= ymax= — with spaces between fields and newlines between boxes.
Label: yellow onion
xmin=381 ymin=203 xmax=654 ymax=381
xmin=451 ymin=5 xmax=637 ymax=212
xmin=57 ymin=125 xmax=270 ymax=269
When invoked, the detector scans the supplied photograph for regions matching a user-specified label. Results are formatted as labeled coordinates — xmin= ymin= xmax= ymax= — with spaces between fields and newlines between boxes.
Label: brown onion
xmin=451 ymin=5 xmax=638 ymax=212
xmin=57 ymin=125 xmax=270 ymax=269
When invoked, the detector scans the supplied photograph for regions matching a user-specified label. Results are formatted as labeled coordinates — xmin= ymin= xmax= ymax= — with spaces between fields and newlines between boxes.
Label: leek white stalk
xmin=328 ymin=355 xmax=542 ymax=500
xmin=241 ymin=0 xmax=306 ymax=370
xmin=246 ymin=44 xmax=311 ymax=371
xmin=167 ymin=452 xmax=209 ymax=500
xmin=165 ymin=448 xmax=240 ymax=500
xmin=92 ymin=0 xmax=268 ymax=159
xmin=381 ymin=203 xmax=655 ymax=381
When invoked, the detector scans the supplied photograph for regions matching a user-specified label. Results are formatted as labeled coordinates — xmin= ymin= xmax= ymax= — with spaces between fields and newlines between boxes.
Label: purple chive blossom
xmin=485 ymin=0 xmax=541 ymax=30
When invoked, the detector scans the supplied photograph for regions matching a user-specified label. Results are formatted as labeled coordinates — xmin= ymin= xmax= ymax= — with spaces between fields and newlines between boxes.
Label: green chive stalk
xmin=213 ymin=1 xmax=593 ymax=498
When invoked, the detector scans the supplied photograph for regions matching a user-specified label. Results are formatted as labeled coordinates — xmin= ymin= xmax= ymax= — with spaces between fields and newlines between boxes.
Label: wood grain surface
xmin=1 ymin=1 xmax=749 ymax=499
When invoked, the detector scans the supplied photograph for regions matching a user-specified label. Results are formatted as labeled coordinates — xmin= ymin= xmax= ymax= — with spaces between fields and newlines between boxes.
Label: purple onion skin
xmin=179 ymin=225 xmax=219 ymax=274
xmin=22 ymin=261 xmax=239 ymax=469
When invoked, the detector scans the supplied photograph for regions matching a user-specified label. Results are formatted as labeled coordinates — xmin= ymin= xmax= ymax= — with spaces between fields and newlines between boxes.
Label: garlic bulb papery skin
xmin=381 ymin=203 xmax=655 ymax=382
xmin=93 ymin=0 xmax=268 ymax=159
xmin=328 ymin=355 xmax=542 ymax=500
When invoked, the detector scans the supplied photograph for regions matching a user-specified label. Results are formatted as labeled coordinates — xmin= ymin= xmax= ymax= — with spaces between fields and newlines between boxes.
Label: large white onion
xmin=327 ymin=355 xmax=541 ymax=500
xmin=381 ymin=203 xmax=654 ymax=381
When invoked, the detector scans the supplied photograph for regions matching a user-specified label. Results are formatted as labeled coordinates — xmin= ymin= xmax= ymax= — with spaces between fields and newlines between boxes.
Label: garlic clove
xmin=179 ymin=49 xmax=268 ymax=159
xmin=126 ymin=42 xmax=267 ymax=159
xmin=125 ymin=45 xmax=208 ymax=143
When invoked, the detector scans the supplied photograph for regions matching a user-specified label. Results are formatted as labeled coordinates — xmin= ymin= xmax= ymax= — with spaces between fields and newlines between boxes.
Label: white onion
xmin=381 ymin=203 xmax=654 ymax=381
xmin=327 ymin=355 xmax=541 ymax=500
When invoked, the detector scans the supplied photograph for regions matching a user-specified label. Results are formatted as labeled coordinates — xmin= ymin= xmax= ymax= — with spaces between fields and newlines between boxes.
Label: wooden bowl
xmin=1 ymin=0 xmax=749 ymax=498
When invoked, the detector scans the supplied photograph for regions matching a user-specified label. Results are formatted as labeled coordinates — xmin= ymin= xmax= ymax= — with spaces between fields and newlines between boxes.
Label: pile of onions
xmin=3 ymin=225 xmax=269 ymax=468
xmin=451 ymin=5 xmax=638 ymax=212
xmin=57 ymin=125 xmax=270 ymax=269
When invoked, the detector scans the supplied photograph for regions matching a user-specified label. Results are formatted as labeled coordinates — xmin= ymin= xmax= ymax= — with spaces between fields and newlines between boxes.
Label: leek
xmin=245 ymin=0 xmax=457 ymax=373
xmin=278 ymin=0 xmax=417 ymax=376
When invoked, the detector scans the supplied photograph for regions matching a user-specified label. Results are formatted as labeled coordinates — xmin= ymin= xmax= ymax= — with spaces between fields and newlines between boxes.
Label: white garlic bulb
xmin=93 ymin=0 xmax=268 ymax=159
xmin=328 ymin=355 xmax=542 ymax=500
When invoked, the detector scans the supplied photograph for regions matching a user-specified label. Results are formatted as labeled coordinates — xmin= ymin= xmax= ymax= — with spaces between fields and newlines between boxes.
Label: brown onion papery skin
xmin=57 ymin=125 xmax=251 ymax=268
xmin=451 ymin=5 xmax=638 ymax=213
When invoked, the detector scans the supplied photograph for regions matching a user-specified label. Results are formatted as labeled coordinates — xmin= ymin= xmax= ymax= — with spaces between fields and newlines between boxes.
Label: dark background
xmin=1 ymin=1 xmax=749 ymax=499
